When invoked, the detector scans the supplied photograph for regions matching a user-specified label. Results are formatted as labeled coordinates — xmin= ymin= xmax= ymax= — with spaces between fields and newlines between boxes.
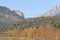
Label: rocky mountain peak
xmin=43 ymin=5 xmax=60 ymax=17
xmin=13 ymin=10 xmax=24 ymax=18
xmin=0 ymin=6 xmax=24 ymax=25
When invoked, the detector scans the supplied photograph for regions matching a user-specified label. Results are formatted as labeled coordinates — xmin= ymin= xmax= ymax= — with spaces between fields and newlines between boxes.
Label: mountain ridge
xmin=42 ymin=5 xmax=60 ymax=17
xmin=0 ymin=6 xmax=24 ymax=31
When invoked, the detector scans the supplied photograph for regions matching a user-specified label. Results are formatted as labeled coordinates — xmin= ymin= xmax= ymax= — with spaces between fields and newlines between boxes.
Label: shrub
xmin=54 ymin=21 xmax=60 ymax=28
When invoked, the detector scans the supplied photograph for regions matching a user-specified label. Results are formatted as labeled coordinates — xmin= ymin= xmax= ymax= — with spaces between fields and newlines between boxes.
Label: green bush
xmin=54 ymin=21 xmax=60 ymax=28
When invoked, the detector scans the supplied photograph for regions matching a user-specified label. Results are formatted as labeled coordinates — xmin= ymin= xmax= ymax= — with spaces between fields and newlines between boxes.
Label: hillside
xmin=0 ymin=5 xmax=60 ymax=32
xmin=0 ymin=6 xmax=24 ymax=32
xmin=0 ymin=5 xmax=60 ymax=40
xmin=43 ymin=5 xmax=60 ymax=17
xmin=11 ymin=16 xmax=60 ymax=30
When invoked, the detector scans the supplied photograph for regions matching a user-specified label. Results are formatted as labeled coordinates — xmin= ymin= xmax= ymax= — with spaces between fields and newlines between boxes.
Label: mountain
xmin=43 ymin=5 xmax=60 ymax=17
xmin=13 ymin=10 xmax=24 ymax=18
xmin=0 ymin=6 xmax=24 ymax=31
xmin=0 ymin=6 xmax=24 ymax=23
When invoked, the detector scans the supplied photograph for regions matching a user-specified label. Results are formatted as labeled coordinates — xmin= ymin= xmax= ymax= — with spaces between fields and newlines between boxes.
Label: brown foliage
xmin=6 ymin=25 xmax=60 ymax=39
xmin=6 ymin=29 xmax=26 ymax=37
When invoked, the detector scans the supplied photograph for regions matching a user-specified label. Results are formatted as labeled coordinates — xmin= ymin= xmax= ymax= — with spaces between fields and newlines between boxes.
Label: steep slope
xmin=13 ymin=10 xmax=24 ymax=18
xmin=0 ymin=6 xmax=24 ymax=31
xmin=43 ymin=5 xmax=60 ymax=17
xmin=14 ymin=17 xmax=60 ymax=30
xmin=0 ymin=6 xmax=24 ymax=24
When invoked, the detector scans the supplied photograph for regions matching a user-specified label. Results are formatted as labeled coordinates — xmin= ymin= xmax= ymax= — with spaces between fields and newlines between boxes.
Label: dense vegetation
xmin=12 ymin=16 xmax=60 ymax=29
xmin=0 ymin=16 xmax=60 ymax=32
xmin=0 ymin=16 xmax=60 ymax=40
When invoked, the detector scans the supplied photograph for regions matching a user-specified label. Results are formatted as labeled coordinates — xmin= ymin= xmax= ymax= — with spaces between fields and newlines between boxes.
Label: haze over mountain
xmin=43 ymin=5 xmax=60 ymax=17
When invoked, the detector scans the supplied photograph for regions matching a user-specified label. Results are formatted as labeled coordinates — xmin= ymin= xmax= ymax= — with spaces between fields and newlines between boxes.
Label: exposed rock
xmin=0 ymin=6 xmax=24 ymax=26
xmin=13 ymin=10 xmax=24 ymax=18
xmin=43 ymin=5 xmax=60 ymax=17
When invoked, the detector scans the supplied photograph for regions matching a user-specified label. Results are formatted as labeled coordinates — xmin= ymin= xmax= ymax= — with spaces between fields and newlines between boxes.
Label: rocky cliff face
xmin=43 ymin=5 xmax=60 ymax=17
xmin=13 ymin=10 xmax=24 ymax=18
xmin=0 ymin=6 xmax=24 ymax=26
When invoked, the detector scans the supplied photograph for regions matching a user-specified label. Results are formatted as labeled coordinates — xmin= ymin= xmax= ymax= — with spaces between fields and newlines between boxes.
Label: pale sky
xmin=0 ymin=0 xmax=60 ymax=18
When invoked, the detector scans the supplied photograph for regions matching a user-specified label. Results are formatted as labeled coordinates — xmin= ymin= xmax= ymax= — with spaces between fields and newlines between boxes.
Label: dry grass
xmin=1 ymin=25 xmax=60 ymax=40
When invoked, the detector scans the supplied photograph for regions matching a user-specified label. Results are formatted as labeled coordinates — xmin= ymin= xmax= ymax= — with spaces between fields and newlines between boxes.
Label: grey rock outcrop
xmin=0 ymin=6 xmax=24 ymax=26
xmin=43 ymin=5 xmax=60 ymax=17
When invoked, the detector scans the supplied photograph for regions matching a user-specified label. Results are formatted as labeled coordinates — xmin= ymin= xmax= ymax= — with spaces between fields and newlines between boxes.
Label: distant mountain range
xmin=43 ymin=5 xmax=60 ymax=17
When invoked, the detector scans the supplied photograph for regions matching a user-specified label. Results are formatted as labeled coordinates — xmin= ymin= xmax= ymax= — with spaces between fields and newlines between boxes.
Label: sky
xmin=0 ymin=0 xmax=60 ymax=18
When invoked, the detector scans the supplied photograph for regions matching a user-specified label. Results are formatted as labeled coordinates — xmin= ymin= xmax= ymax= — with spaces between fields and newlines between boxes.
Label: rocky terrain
xmin=0 ymin=6 xmax=24 ymax=31
xmin=43 ymin=5 xmax=60 ymax=17
xmin=0 ymin=5 xmax=60 ymax=32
